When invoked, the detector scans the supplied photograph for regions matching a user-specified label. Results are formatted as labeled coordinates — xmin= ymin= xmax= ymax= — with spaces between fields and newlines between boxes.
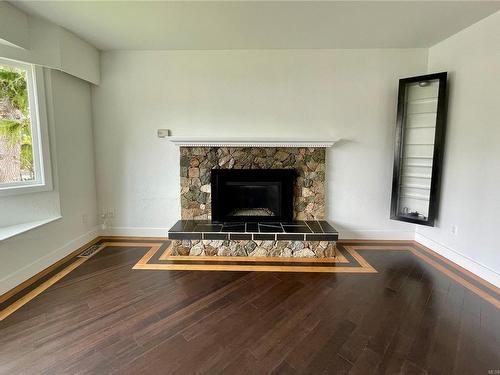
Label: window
xmin=0 ymin=58 xmax=51 ymax=195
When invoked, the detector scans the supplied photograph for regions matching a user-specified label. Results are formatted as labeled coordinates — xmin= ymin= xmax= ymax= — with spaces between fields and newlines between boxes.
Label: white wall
xmin=0 ymin=2 xmax=100 ymax=85
xmin=0 ymin=2 xmax=29 ymax=49
xmin=92 ymin=49 xmax=428 ymax=238
xmin=0 ymin=70 xmax=98 ymax=294
xmin=416 ymin=11 xmax=500 ymax=286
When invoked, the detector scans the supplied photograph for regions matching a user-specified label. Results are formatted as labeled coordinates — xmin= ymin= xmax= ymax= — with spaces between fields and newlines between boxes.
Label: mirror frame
xmin=390 ymin=72 xmax=448 ymax=227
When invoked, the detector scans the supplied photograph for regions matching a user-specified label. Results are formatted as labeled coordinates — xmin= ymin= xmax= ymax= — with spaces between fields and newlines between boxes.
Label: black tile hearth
xmin=318 ymin=220 xmax=337 ymax=233
xmin=258 ymin=223 xmax=284 ymax=233
xmin=168 ymin=220 xmax=339 ymax=242
xmin=305 ymin=234 xmax=338 ymax=241
xmin=169 ymin=220 xmax=196 ymax=232
xmin=203 ymin=233 xmax=229 ymax=240
xmin=221 ymin=223 xmax=246 ymax=232
xmin=282 ymin=225 xmax=312 ymax=233
xmin=281 ymin=220 xmax=306 ymax=226
xmin=169 ymin=232 xmax=202 ymax=240
xmin=253 ymin=234 xmax=276 ymax=240
xmin=277 ymin=233 xmax=304 ymax=241
xmin=246 ymin=222 xmax=258 ymax=232
xmin=194 ymin=224 xmax=223 ymax=232
xmin=229 ymin=233 xmax=252 ymax=240
xmin=306 ymin=221 xmax=323 ymax=233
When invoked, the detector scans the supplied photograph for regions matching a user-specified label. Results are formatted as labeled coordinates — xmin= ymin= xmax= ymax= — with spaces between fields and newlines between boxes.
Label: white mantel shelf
xmin=167 ymin=136 xmax=339 ymax=148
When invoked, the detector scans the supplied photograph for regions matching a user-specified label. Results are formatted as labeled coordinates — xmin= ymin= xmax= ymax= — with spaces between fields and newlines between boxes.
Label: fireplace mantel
xmin=167 ymin=136 xmax=338 ymax=148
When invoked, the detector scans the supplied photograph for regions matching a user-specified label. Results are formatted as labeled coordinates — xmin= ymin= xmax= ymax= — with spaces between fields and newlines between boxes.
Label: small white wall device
xmin=157 ymin=129 xmax=171 ymax=138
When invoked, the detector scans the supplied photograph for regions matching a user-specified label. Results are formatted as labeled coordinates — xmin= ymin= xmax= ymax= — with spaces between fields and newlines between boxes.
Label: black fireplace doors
xmin=211 ymin=169 xmax=295 ymax=222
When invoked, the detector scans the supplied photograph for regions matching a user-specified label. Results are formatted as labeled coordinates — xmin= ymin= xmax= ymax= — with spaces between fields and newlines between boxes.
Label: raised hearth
xmin=168 ymin=219 xmax=338 ymax=241
xmin=170 ymin=143 xmax=338 ymax=258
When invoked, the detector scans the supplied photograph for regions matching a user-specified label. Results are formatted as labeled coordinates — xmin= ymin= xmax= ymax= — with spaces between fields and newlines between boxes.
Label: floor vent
xmin=78 ymin=244 xmax=102 ymax=258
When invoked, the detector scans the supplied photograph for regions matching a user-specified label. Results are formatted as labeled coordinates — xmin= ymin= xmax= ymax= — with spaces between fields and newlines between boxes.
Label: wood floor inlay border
xmin=0 ymin=244 xmax=105 ymax=321
xmin=1 ymin=238 xmax=498 ymax=322
xmin=0 ymin=241 xmax=165 ymax=321
xmin=346 ymin=244 xmax=500 ymax=309
xmin=133 ymin=242 xmax=375 ymax=273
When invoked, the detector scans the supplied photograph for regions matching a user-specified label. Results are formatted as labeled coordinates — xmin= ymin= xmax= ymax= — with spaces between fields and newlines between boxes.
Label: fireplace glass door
xmin=224 ymin=181 xmax=281 ymax=218
xmin=211 ymin=169 xmax=295 ymax=222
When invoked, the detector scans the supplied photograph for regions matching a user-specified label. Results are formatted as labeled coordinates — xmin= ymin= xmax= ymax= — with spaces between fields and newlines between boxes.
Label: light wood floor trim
xmin=338 ymin=239 xmax=413 ymax=244
xmin=0 ymin=242 xmax=165 ymax=321
xmin=353 ymin=244 xmax=500 ymax=309
xmin=133 ymin=263 xmax=377 ymax=273
xmin=344 ymin=246 xmax=377 ymax=272
xmin=412 ymin=241 xmax=500 ymax=295
xmin=409 ymin=247 xmax=500 ymax=309
xmin=134 ymin=245 xmax=163 ymax=267
xmin=0 ymin=236 xmax=101 ymax=305
xmin=102 ymin=242 xmax=164 ymax=248
xmin=0 ymin=244 xmax=105 ymax=321
xmin=134 ymin=244 xmax=375 ymax=273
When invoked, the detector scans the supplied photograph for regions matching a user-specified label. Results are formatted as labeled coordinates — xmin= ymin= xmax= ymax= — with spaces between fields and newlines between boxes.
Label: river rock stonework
xmin=180 ymin=147 xmax=326 ymax=220
xmin=172 ymin=239 xmax=336 ymax=258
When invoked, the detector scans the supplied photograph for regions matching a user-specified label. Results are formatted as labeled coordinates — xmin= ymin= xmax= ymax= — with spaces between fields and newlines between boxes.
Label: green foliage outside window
xmin=0 ymin=64 xmax=34 ymax=182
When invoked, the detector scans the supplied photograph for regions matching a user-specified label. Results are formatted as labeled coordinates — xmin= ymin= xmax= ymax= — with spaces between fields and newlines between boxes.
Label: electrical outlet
xmin=82 ymin=213 xmax=88 ymax=225
xmin=108 ymin=208 xmax=115 ymax=218
xmin=451 ymin=225 xmax=458 ymax=235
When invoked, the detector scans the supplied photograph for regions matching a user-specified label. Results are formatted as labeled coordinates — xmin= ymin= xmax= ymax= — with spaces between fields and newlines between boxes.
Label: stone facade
xmin=172 ymin=239 xmax=336 ymax=258
xmin=180 ymin=147 xmax=326 ymax=220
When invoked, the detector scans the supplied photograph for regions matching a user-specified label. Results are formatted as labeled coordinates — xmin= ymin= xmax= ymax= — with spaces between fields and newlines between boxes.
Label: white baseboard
xmin=415 ymin=233 xmax=500 ymax=288
xmin=339 ymin=229 xmax=415 ymax=240
xmin=0 ymin=226 xmax=100 ymax=295
xmin=102 ymin=226 xmax=168 ymax=238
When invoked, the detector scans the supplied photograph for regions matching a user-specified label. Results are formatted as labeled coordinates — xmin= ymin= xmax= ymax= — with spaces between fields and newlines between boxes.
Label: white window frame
xmin=0 ymin=58 xmax=53 ymax=197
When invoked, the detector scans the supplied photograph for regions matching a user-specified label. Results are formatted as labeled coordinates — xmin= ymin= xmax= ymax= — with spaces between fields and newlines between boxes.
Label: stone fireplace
xmin=180 ymin=146 xmax=326 ymax=220
xmin=168 ymin=138 xmax=338 ymax=258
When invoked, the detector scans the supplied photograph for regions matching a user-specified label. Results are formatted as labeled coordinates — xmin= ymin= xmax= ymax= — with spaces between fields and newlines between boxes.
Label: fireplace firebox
xmin=211 ymin=169 xmax=295 ymax=222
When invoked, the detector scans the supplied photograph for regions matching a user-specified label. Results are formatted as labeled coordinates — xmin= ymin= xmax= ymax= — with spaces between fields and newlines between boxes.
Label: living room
xmin=0 ymin=1 xmax=499 ymax=373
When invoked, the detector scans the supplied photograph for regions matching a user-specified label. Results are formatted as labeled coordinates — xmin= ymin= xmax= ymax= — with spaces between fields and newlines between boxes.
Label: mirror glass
xmin=396 ymin=79 xmax=440 ymax=221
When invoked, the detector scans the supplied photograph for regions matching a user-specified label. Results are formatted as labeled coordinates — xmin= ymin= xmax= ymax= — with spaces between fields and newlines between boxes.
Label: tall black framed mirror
xmin=390 ymin=72 xmax=448 ymax=226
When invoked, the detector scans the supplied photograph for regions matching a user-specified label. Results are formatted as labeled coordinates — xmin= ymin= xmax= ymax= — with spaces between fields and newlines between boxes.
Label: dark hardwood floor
xmin=0 ymin=241 xmax=499 ymax=374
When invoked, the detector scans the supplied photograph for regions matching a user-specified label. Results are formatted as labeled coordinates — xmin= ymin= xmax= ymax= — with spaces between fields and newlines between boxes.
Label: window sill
xmin=0 ymin=216 xmax=62 ymax=241
xmin=0 ymin=182 xmax=53 ymax=198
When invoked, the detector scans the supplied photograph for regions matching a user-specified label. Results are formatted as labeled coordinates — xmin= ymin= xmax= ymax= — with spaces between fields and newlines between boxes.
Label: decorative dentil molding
xmin=167 ymin=136 xmax=338 ymax=148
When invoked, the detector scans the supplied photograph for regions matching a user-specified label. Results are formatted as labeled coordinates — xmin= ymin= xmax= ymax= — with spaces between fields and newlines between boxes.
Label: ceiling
xmin=12 ymin=1 xmax=500 ymax=51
